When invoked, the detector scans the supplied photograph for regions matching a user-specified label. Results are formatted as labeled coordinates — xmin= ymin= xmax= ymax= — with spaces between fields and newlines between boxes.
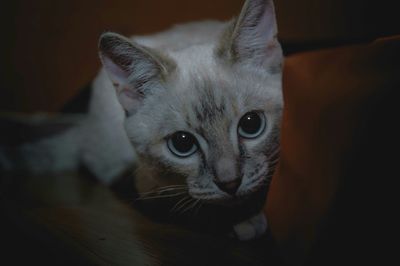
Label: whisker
xmin=155 ymin=185 xmax=187 ymax=189
xmin=264 ymin=172 xmax=275 ymax=178
xmin=269 ymin=158 xmax=280 ymax=164
xmin=136 ymin=191 xmax=187 ymax=201
xmin=268 ymin=147 xmax=281 ymax=160
xmin=138 ymin=185 xmax=187 ymax=196
xmin=155 ymin=187 xmax=187 ymax=194
xmin=170 ymin=196 xmax=191 ymax=213
xmin=180 ymin=199 xmax=200 ymax=215
xmin=173 ymin=197 xmax=194 ymax=214
xmin=178 ymin=197 xmax=195 ymax=211
xmin=144 ymin=184 xmax=187 ymax=191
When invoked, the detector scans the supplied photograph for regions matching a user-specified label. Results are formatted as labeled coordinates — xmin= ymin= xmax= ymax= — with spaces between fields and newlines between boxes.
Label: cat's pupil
xmin=171 ymin=132 xmax=196 ymax=154
xmin=237 ymin=111 xmax=266 ymax=139
xmin=240 ymin=112 xmax=261 ymax=134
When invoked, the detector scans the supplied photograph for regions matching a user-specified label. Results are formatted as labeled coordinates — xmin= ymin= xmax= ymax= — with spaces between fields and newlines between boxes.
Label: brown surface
xmin=1 ymin=173 xmax=282 ymax=266
xmin=266 ymin=35 xmax=400 ymax=262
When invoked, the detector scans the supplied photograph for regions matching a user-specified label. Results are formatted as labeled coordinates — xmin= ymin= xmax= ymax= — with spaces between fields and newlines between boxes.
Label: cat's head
xmin=98 ymin=0 xmax=283 ymax=204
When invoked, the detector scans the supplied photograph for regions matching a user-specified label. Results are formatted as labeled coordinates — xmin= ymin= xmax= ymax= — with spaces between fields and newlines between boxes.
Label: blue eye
xmin=238 ymin=111 xmax=266 ymax=139
xmin=167 ymin=131 xmax=198 ymax=157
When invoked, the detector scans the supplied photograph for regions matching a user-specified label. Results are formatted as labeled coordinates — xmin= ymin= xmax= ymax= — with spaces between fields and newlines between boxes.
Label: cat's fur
xmin=97 ymin=0 xmax=283 ymax=240
xmin=0 ymin=0 xmax=283 ymax=240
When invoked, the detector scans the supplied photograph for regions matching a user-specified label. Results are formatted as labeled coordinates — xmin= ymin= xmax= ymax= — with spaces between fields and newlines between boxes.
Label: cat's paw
xmin=233 ymin=212 xmax=267 ymax=241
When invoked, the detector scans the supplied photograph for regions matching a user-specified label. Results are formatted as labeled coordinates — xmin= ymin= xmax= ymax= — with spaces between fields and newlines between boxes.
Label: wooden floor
xmin=0 ymin=172 xmax=284 ymax=266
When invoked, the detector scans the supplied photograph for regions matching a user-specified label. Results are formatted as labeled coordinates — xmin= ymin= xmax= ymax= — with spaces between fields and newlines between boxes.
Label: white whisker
xmin=136 ymin=191 xmax=187 ymax=201
xmin=269 ymin=158 xmax=280 ymax=164
xmin=138 ymin=185 xmax=187 ymax=196
xmin=268 ymin=147 xmax=281 ymax=159
xmin=181 ymin=198 xmax=200 ymax=215
xmin=175 ymin=197 xmax=195 ymax=214
xmin=170 ymin=196 xmax=192 ymax=213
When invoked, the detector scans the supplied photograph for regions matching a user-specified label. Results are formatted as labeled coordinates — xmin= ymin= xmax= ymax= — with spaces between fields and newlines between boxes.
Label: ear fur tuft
xmin=217 ymin=0 xmax=282 ymax=70
xmin=98 ymin=32 xmax=175 ymax=114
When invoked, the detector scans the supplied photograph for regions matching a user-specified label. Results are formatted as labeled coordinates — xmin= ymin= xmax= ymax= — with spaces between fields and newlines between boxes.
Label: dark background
xmin=0 ymin=0 xmax=399 ymax=112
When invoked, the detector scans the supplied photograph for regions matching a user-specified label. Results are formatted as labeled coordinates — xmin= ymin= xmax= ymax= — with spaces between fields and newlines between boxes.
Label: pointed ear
xmin=99 ymin=32 xmax=174 ymax=114
xmin=217 ymin=0 xmax=282 ymax=71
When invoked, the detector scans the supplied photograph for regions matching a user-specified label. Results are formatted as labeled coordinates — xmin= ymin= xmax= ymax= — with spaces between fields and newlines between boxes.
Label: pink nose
xmin=215 ymin=179 xmax=241 ymax=195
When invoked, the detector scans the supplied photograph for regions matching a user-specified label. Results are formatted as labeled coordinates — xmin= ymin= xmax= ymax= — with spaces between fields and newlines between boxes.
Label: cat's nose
xmin=215 ymin=179 xmax=241 ymax=195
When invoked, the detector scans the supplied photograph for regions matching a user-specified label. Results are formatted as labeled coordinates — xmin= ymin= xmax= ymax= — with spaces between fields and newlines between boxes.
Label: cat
xmin=0 ymin=0 xmax=283 ymax=241
xmin=95 ymin=0 xmax=283 ymax=240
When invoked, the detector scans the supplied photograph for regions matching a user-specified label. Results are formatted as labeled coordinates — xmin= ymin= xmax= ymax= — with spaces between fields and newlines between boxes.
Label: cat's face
xmin=99 ymin=0 xmax=283 ymax=204
xmin=126 ymin=64 xmax=282 ymax=202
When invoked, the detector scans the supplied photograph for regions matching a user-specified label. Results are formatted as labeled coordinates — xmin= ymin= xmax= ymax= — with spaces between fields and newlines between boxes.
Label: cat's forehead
xmin=162 ymin=67 xmax=280 ymax=132
xmin=166 ymin=43 xmax=282 ymax=116
xmin=185 ymin=77 xmax=235 ymax=133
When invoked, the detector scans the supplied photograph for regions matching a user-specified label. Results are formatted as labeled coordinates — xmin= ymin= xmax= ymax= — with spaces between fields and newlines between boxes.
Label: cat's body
xmin=1 ymin=0 xmax=283 ymax=241
xmin=96 ymin=0 xmax=283 ymax=240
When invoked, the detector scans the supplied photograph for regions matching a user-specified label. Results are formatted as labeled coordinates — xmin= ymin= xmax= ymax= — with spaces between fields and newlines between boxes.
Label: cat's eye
xmin=167 ymin=131 xmax=198 ymax=157
xmin=238 ymin=111 xmax=266 ymax=139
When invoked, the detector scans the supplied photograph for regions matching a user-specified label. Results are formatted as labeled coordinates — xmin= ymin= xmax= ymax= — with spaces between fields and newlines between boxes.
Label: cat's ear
xmin=218 ymin=0 xmax=282 ymax=70
xmin=99 ymin=32 xmax=174 ymax=114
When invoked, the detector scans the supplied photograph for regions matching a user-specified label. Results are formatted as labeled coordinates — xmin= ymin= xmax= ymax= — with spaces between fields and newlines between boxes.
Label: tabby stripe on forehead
xmin=191 ymin=78 xmax=226 ymax=124
xmin=194 ymin=103 xmax=226 ymax=124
